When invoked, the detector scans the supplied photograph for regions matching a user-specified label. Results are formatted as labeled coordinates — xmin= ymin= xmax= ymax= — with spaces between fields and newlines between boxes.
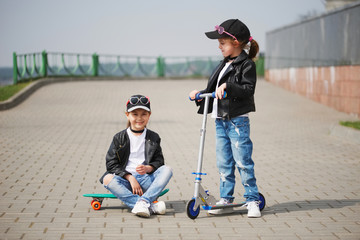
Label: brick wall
xmin=265 ymin=65 xmax=360 ymax=117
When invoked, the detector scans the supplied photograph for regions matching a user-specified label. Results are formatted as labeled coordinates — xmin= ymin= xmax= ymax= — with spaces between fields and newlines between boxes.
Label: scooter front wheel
xmin=186 ymin=199 xmax=200 ymax=219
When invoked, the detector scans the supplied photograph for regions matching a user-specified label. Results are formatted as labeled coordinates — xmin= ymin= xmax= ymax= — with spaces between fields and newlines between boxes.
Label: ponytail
xmin=248 ymin=39 xmax=259 ymax=60
xmin=238 ymin=38 xmax=259 ymax=60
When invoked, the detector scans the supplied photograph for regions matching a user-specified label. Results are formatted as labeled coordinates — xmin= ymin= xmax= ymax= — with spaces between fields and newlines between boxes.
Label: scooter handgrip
xmin=212 ymin=91 xmax=227 ymax=99
xmin=189 ymin=92 xmax=202 ymax=101
xmin=223 ymin=91 xmax=227 ymax=98
xmin=194 ymin=92 xmax=202 ymax=101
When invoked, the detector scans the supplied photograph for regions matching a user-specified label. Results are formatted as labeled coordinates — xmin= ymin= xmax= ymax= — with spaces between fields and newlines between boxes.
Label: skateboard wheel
xmin=92 ymin=201 xmax=101 ymax=210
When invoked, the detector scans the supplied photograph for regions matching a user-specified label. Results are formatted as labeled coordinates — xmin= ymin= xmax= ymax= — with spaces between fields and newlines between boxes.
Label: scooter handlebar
xmin=189 ymin=91 xmax=227 ymax=101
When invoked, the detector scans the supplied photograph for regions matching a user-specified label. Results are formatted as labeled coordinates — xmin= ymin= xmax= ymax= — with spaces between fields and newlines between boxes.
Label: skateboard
xmin=83 ymin=188 xmax=169 ymax=210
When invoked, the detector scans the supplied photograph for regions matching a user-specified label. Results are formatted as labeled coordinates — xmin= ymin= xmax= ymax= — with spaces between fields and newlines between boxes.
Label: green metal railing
xmin=12 ymin=51 xmax=265 ymax=84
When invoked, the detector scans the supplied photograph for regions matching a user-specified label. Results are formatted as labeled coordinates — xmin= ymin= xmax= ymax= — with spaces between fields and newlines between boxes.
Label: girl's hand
xmin=126 ymin=175 xmax=143 ymax=196
xmin=136 ymin=165 xmax=154 ymax=175
xmin=189 ymin=90 xmax=201 ymax=101
xmin=216 ymin=83 xmax=227 ymax=99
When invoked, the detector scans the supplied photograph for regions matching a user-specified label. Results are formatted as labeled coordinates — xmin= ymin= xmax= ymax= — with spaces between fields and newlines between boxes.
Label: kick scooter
xmin=186 ymin=92 xmax=265 ymax=219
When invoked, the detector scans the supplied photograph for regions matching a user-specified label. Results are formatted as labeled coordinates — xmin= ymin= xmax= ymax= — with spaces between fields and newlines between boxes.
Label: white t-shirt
xmin=211 ymin=62 xmax=232 ymax=119
xmin=211 ymin=61 xmax=249 ymax=119
xmin=125 ymin=128 xmax=147 ymax=175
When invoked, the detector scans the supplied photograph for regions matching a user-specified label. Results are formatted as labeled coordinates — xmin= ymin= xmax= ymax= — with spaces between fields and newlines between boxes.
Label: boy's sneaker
xmin=131 ymin=200 xmax=150 ymax=218
xmin=247 ymin=201 xmax=261 ymax=218
xmin=208 ymin=198 xmax=234 ymax=215
xmin=150 ymin=201 xmax=166 ymax=215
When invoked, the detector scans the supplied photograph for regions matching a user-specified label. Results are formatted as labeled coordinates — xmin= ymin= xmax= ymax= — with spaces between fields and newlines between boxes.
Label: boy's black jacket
xmin=197 ymin=50 xmax=256 ymax=119
xmin=99 ymin=129 xmax=164 ymax=184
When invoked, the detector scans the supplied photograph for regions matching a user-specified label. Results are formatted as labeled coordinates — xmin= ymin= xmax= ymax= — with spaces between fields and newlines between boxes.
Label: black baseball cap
xmin=205 ymin=19 xmax=251 ymax=43
xmin=126 ymin=94 xmax=151 ymax=112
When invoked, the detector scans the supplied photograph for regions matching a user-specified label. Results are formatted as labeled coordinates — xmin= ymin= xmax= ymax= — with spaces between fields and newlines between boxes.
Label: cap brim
xmin=127 ymin=106 xmax=151 ymax=112
xmin=205 ymin=31 xmax=222 ymax=39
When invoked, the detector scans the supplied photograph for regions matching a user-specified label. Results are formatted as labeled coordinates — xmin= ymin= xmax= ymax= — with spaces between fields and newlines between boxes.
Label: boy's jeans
xmin=215 ymin=117 xmax=259 ymax=202
xmin=104 ymin=165 xmax=172 ymax=208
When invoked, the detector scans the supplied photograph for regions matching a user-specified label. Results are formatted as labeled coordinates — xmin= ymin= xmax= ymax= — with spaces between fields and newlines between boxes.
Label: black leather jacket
xmin=197 ymin=51 xmax=256 ymax=119
xmin=99 ymin=129 xmax=164 ymax=184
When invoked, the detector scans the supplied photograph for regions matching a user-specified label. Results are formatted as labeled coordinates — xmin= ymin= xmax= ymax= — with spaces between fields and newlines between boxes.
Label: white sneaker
xmin=131 ymin=200 xmax=150 ymax=218
xmin=150 ymin=201 xmax=166 ymax=215
xmin=247 ymin=201 xmax=261 ymax=218
xmin=208 ymin=198 xmax=234 ymax=215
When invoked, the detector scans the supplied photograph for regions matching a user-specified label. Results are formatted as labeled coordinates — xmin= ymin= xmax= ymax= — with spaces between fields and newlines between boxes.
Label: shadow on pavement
xmin=263 ymin=199 xmax=360 ymax=215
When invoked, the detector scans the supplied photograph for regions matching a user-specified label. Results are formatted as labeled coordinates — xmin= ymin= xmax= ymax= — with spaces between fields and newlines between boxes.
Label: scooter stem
xmin=194 ymin=94 xmax=211 ymax=198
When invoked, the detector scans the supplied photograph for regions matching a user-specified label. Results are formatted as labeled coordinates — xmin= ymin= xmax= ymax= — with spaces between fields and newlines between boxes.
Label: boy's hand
xmin=216 ymin=83 xmax=227 ymax=99
xmin=136 ymin=164 xmax=154 ymax=175
xmin=125 ymin=174 xmax=143 ymax=196
xmin=189 ymin=90 xmax=201 ymax=101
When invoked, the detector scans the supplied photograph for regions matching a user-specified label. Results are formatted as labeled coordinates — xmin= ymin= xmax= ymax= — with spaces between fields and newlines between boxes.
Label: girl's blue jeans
xmin=215 ymin=116 xmax=259 ymax=202
xmin=104 ymin=165 xmax=172 ymax=208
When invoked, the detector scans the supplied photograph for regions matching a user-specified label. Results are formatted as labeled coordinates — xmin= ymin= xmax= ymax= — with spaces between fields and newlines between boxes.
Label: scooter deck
xmin=202 ymin=202 xmax=246 ymax=210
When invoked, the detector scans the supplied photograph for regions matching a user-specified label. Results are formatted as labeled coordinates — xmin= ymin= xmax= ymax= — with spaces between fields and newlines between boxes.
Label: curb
xmin=0 ymin=79 xmax=46 ymax=111
xmin=0 ymin=77 xmax=208 ymax=111
xmin=0 ymin=77 xmax=130 ymax=111
xmin=0 ymin=78 xmax=77 ymax=111
xmin=329 ymin=123 xmax=360 ymax=144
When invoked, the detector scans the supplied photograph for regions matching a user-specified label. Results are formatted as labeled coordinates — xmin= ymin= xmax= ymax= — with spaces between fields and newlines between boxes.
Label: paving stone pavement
xmin=0 ymin=78 xmax=359 ymax=240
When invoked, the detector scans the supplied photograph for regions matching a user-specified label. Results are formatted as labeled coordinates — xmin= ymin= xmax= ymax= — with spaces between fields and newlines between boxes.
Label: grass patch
xmin=0 ymin=82 xmax=31 ymax=102
xmin=340 ymin=121 xmax=360 ymax=130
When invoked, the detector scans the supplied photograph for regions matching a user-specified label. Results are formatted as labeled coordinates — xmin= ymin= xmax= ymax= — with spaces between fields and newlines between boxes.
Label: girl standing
xmin=189 ymin=19 xmax=261 ymax=217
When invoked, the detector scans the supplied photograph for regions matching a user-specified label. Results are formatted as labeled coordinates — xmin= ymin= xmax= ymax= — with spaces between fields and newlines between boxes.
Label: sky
xmin=0 ymin=0 xmax=326 ymax=67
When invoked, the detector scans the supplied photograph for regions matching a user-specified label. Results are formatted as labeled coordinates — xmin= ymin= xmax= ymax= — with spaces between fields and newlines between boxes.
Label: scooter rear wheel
xmin=259 ymin=193 xmax=266 ymax=211
xmin=186 ymin=199 xmax=200 ymax=219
